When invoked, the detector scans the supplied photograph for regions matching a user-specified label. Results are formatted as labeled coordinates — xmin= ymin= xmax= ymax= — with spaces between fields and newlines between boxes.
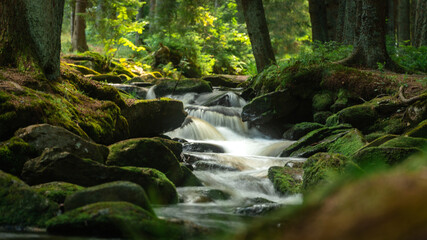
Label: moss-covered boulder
xmin=16 ymin=124 xmax=109 ymax=163
xmin=21 ymin=148 xmax=178 ymax=204
xmin=0 ymin=170 xmax=59 ymax=227
xmin=312 ymin=92 xmax=334 ymax=111
xmin=107 ymin=138 xmax=185 ymax=185
xmin=67 ymin=63 xmax=100 ymax=75
xmin=32 ymin=182 xmax=84 ymax=204
xmin=313 ymin=111 xmax=333 ymax=124
xmin=406 ymin=119 xmax=427 ymax=138
xmin=0 ymin=137 xmax=38 ymax=176
xmin=47 ymin=201 xmax=206 ymax=239
xmin=335 ymin=103 xmax=378 ymax=131
xmin=242 ymin=90 xmax=311 ymax=137
xmin=121 ymin=99 xmax=187 ymax=138
xmin=280 ymin=125 xmax=352 ymax=157
xmin=109 ymin=83 xmax=148 ymax=99
xmin=282 ymin=122 xmax=324 ymax=140
xmin=268 ymin=166 xmax=302 ymax=195
xmin=302 ymin=152 xmax=347 ymax=190
xmin=153 ymin=78 xmax=212 ymax=97
xmin=64 ymin=181 xmax=154 ymax=215
xmin=202 ymin=75 xmax=240 ymax=88
xmin=352 ymin=147 xmax=421 ymax=168
xmin=380 ymin=136 xmax=427 ymax=149
xmin=327 ymin=129 xmax=367 ymax=157
xmin=180 ymin=164 xmax=203 ymax=186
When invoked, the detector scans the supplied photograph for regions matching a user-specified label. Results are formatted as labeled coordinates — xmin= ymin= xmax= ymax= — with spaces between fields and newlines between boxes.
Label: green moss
xmin=406 ymin=120 xmax=427 ymax=138
xmin=67 ymin=63 xmax=100 ymax=75
xmin=0 ymin=170 xmax=59 ymax=227
xmin=336 ymin=103 xmax=378 ymax=131
xmin=352 ymin=147 xmax=421 ymax=168
xmin=327 ymin=129 xmax=367 ymax=157
xmin=302 ymin=152 xmax=348 ymax=191
xmin=312 ymin=91 xmax=334 ymax=111
xmin=32 ymin=182 xmax=84 ymax=204
xmin=381 ymin=136 xmax=427 ymax=149
xmin=268 ymin=166 xmax=302 ymax=195
xmin=0 ymin=137 xmax=38 ymax=176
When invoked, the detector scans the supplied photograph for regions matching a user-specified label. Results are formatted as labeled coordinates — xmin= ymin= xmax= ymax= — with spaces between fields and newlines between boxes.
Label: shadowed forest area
xmin=0 ymin=0 xmax=426 ymax=239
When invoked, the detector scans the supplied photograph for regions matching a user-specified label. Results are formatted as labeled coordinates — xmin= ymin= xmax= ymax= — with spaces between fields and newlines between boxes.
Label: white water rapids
xmin=148 ymin=88 xmax=304 ymax=230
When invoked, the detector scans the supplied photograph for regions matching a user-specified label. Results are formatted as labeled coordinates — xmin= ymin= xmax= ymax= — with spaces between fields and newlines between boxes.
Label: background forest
xmin=63 ymin=0 xmax=426 ymax=76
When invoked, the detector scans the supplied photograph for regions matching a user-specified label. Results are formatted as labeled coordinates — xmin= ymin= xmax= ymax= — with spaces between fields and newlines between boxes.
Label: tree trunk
xmin=386 ymin=0 xmax=396 ymax=42
xmin=135 ymin=0 xmax=147 ymax=45
xmin=309 ymin=0 xmax=329 ymax=42
xmin=413 ymin=0 xmax=427 ymax=47
xmin=397 ymin=0 xmax=410 ymax=43
xmin=336 ymin=0 xmax=357 ymax=45
xmin=239 ymin=0 xmax=276 ymax=73
xmin=72 ymin=0 xmax=89 ymax=52
xmin=340 ymin=0 xmax=402 ymax=71
xmin=71 ymin=0 xmax=76 ymax=44
xmin=325 ymin=0 xmax=340 ymax=42
xmin=0 ymin=0 xmax=65 ymax=80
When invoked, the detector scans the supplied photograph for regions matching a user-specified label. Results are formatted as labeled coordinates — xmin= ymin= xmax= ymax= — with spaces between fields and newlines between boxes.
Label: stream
xmin=152 ymin=88 xmax=304 ymax=231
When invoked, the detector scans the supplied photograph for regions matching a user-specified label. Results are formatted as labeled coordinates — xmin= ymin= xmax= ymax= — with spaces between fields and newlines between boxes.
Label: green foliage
xmin=387 ymin=39 xmax=427 ymax=72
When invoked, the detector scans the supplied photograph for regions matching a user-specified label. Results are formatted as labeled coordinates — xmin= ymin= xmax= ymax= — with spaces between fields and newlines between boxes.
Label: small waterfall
xmin=146 ymin=85 xmax=156 ymax=99
xmin=167 ymin=117 xmax=226 ymax=140
xmin=186 ymin=105 xmax=249 ymax=134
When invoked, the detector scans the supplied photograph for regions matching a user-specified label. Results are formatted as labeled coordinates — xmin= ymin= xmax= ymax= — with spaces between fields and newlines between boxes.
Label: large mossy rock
xmin=282 ymin=122 xmax=324 ymax=140
xmin=302 ymin=152 xmax=347 ymax=190
xmin=0 ymin=137 xmax=38 ymax=176
xmin=32 ymin=182 xmax=84 ymax=204
xmin=202 ymin=75 xmax=241 ymax=88
xmin=21 ymin=148 xmax=178 ymax=204
xmin=280 ymin=125 xmax=352 ymax=157
xmin=15 ymin=124 xmax=109 ymax=163
xmin=47 ymin=201 xmax=206 ymax=239
xmin=380 ymin=136 xmax=427 ymax=149
xmin=153 ymin=78 xmax=212 ymax=97
xmin=312 ymin=92 xmax=334 ymax=112
xmin=121 ymin=99 xmax=187 ymax=138
xmin=0 ymin=170 xmax=59 ymax=227
xmin=242 ymin=91 xmax=311 ymax=137
xmin=335 ymin=103 xmax=378 ymax=131
xmin=327 ymin=129 xmax=367 ymax=157
xmin=235 ymin=158 xmax=427 ymax=240
xmin=352 ymin=147 xmax=421 ymax=168
xmin=64 ymin=181 xmax=154 ymax=215
xmin=268 ymin=166 xmax=302 ymax=195
xmin=107 ymin=138 xmax=185 ymax=185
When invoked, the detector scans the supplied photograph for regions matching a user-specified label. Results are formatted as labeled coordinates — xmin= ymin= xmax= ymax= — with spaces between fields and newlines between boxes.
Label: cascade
xmin=157 ymin=88 xmax=304 ymax=230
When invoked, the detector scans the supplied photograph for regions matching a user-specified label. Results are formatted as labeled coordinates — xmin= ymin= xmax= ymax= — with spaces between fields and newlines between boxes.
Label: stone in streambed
xmin=183 ymin=142 xmax=225 ymax=153
xmin=282 ymin=122 xmax=324 ymax=140
xmin=21 ymin=148 xmax=178 ymax=204
xmin=121 ymin=99 xmax=187 ymax=138
xmin=0 ymin=170 xmax=59 ymax=227
xmin=64 ymin=181 xmax=154 ymax=215
xmin=268 ymin=166 xmax=302 ymax=195
xmin=152 ymin=78 xmax=212 ymax=97
xmin=15 ymin=124 xmax=109 ymax=163
xmin=32 ymin=181 xmax=84 ymax=204
xmin=0 ymin=137 xmax=38 ymax=176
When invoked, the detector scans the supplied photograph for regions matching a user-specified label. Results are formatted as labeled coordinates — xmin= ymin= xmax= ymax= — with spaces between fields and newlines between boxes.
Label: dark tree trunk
xmin=135 ymin=0 xmax=147 ymax=45
xmin=413 ymin=0 xmax=427 ymax=47
xmin=340 ymin=0 xmax=402 ymax=71
xmin=72 ymin=0 xmax=89 ymax=52
xmin=309 ymin=0 xmax=329 ymax=42
xmin=239 ymin=0 xmax=276 ymax=73
xmin=148 ymin=0 xmax=157 ymax=33
xmin=325 ymin=0 xmax=340 ymax=41
xmin=336 ymin=0 xmax=357 ymax=45
xmin=71 ymin=0 xmax=76 ymax=44
xmin=386 ymin=0 xmax=396 ymax=41
xmin=397 ymin=0 xmax=410 ymax=43
xmin=0 ymin=0 xmax=65 ymax=80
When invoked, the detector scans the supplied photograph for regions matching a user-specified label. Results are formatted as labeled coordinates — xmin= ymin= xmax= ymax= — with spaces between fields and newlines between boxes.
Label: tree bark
xmin=239 ymin=0 xmax=276 ymax=73
xmin=336 ymin=0 xmax=357 ymax=45
xmin=148 ymin=0 xmax=157 ymax=33
xmin=72 ymin=0 xmax=89 ymax=52
xmin=397 ymin=0 xmax=410 ymax=43
xmin=309 ymin=0 xmax=329 ymax=42
xmin=325 ymin=0 xmax=340 ymax=41
xmin=340 ymin=0 xmax=402 ymax=72
xmin=386 ymin=0 xmax=396 ymax=41
xmin=71 ymin=0 xmax=76 ymax=44
xmin=413 ymin=0 xmax=427 ymax=47
xmin=0 ymin=0 xmax=65 ymax=80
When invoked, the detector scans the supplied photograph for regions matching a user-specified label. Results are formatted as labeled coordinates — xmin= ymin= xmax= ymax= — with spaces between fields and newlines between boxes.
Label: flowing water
xmin=149 ymin=88 xmax=304 ymax=231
